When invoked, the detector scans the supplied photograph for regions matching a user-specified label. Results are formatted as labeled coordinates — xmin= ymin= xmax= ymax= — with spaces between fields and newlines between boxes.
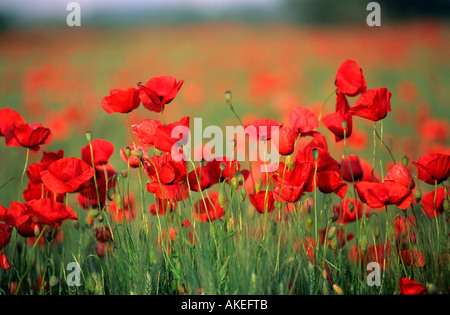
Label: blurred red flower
xmin=132 ymin=118 xmax=163 ymax=148
xmin=0 ymin=107 xmax=26 ymax=137
xmin=385 ymin=163 xmax=415 ymax=190
xmin=399 ymin=278 xmax=426 ymax=295
xmin=0 ymin=202 xmax=34 ymax=227
xmin=0 ymin=224 xmax=12 ymax=269
xmin=272 ymin=126 xmax=298 ymax=156
xmin=322 ymin=92 xmax=353 ymax=142
xmin=288 ymin=106 xmax=319 ymax=135
xmin=420 ymin=186 xmax=449 ymax=218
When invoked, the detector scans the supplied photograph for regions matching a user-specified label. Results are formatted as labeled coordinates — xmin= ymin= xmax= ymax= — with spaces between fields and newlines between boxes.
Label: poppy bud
xmin=131 ymin=149 xmax=143 ymax=158
xmin=330 ymin=236 xmax=338 ymax=250
xmin=124 ymin=146 xmax=132 ymax=158
xmin=85 ymin=131 xmax=92 ymax=143
xmin=115 ymin=194 xmax=123 ymax=209
xmin=341 ymin=120 xmax=347 ymax=130
xmin=219 ymin=162 xmax=226 ymax=172
xmin=332 ymin=284 xmax=343 ymax=295
xmin=312 ymin=148 xmax=319 ymax=161
xmin=374 ymin=225 xmax=380 ymax=240
xmin=231 ymin=177 xmax=239 ymax=191
xmin=327 ymin=226 xmax=336 ymax=240
xmin=240 ymin=186 xmax=247 ymax=202
xmin=34 ymin=225 xmax=40 ymax=237
xmin=97 ymin=213 xmax=104 ymax=223
xmin=443 ymin=199 xmax=450 ymax=213
xmin=323 ymin=281 xmax=329 ymax=295
xmin=286 ymin=155 xmax=295 ymax=170
xmin=401 ymin=156 xmax=409 ymax=167
xmin=73 ymin=220 xmax=80 ymax=230
xmin=225 ymin=90 xmax=232 ymax=103
xmin=227 ymin=217 xmax=234 ymax=233
xmin=306 ymin=214 xmax=313 ymax=232
xmin=414 ymin=188 xmax=422 ymax=203
xmin=236 ymin=172 xmax=245 ymax=185
xmin=426 ymin=283 xmax=437 ymax=295
xmin=330 ymin=214 xmax=339 ymax=223
xmin=121 ymin=170 xmax=128 ymax=178
xmin=218 ymin=190 xmax=226 ymax=208
xmin=255 ymin=178 xmax=262 ymax=194
xmin=49 ymin=275 xmax=59 ymax=287
xmin=348 ymin=201 xmax=354 ymax=213
xmin=107 ymin=187 xmax=116 ymax=201
xmin=88 ymin=210 xmax=100 ymax=219
xmin=360 ymin=234 xmax=368 ymax=252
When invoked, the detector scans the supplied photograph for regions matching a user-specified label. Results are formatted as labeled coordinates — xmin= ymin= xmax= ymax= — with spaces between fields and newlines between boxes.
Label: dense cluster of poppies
xmin=0 ymin=59 xmax=449 ymax=295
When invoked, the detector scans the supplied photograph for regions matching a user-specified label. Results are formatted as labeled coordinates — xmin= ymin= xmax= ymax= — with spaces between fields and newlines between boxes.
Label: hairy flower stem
xmin=433 ymin=180 xmax=440 ymax=251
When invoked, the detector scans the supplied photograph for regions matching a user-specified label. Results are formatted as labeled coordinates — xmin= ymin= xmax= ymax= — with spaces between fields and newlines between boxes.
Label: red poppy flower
xmin=141 ymin=155 xmax=189 ymax=201
xmin=322 ymin=92 xmax=353 ymax=142
xmin=334 ymin=59 xmax=367 ymax=97
xmin=412 ymin=153 xmax=450 ymax=185
xmin=5 ymin=123 xmax=52 ymax=152
xmin=349 ymin=87 xmax=391 ymax=121
xmin=188 ymin=166 xmax=211 ymax=192
xmin=27 ymin=150 xmax=64 ymax=185
xmin=81 ymin=139 xmax=114 ymax=166
xmin=94 ymin=226 xmax=112 ymax=243
xmin=288 ymin=106 xmax=319 ymax=135
xmin=294 ymin=237 xmax=316 ymax=263
xmin=132 ymin=119 xmax=163 ymax=148
xmin=385 ymin=163 xmax=415 ymax=190
xmin=138 ymin=76 xmax=184 ymax=113
xmin=101 ymin=88 xmax=140 ymax=114
xmin=16 ymin=216 xmax=42 ymax=238
xmin=95 ymin=241 xmax=113 ymax=258
xmin=272 ymin=126 xmax=299 ymax=156
xmin=333 ymin=198 xmax=369 ymax=224
xmin=205 ymin=157 xmax=247 ymax=186
xmin=153 ymin=116 xmax=190 ymax=154
xmin=149 ymin=197 xmax=177 ymax=216
xmin=0 ymin=107 xmax=26 ymax=137
xmin=0 ymin=202 xmax=34 ymax=227
xmin=316 ymin=171 xmax=348 ymax=199
xmin=193 ymin=191 xmax=225 ymax=222
xmin=27 ymin=198 xmax=78 ymax=227
xmin=420 ymin=186 xmax=449 ymax=218
xmin=399 ymin=278 xmax=426 ymax=295
xmin=358 ymin=181 xmax=413 ymax=210
xmin=41 ymin=157 xmax=95 ymax=194
xmin=248 ymin=191 xmax=275 ymax=213
xmin=244 ymin=119 xmax=280 ymax=141
xmin=0 ymin=224 xmax=12 ymax=269
xmin=77 ymin=163 xmax=117 ymax=209
xmin=341 ymin=154 xmax=363 ymax=182
xmin=273 ymin=161 xmax=315 ymax=203
xmin=401 ymin=250 xmax=425 ymax=267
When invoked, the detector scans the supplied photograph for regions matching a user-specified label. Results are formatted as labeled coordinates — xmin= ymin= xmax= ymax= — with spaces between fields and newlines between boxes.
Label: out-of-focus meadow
xmin=1 ymin=15 xmax=449 ymax=206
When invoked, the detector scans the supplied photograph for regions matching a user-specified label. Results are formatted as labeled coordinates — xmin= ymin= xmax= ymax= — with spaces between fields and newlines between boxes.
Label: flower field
xmin=0 ymin=20 xmax=449 ymax=296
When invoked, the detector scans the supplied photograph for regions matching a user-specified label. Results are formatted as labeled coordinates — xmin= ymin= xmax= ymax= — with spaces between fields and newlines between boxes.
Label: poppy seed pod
xmin=85 ymin=131 xmax=92 ymax=143
xmin=341 ymin=120 xmax=348 ymax=130
xmin=88 ymin=210 xmax=100 ymax=219
xmin=231 ymin=177 xmax=239 ymax=191
xmin=255 ymin=178 xmax=262 ymax=194
xmin=124 ymin=146 xmax=131 ymax=158
xmin=131 ymin=149 xmax=143 ymax=158
xmin=401 ymin=156 xmax=409 ymax=167
xmin=240 ymin=186 xmax=247 ymax=202
xmin=360 ymin=234 xmax=368 ymax=252
xmin=414 ymin=188 xmax=422 ymax=203
xmin=218 ymin=190 xmax=226 ymax=208
xmin=312 ymin=148 xmax=319 ymax=161
xmin=49 ymin=275 xmax=59 ymax=287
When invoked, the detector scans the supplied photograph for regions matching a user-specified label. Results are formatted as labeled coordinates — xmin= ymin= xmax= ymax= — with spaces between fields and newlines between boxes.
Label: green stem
xmin=18 ymin=147 xmax=30 ymax=201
